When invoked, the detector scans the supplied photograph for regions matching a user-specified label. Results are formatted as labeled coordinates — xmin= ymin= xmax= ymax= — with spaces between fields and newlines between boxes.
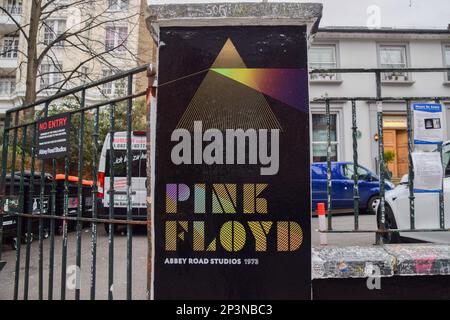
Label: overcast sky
xmin=147 ymin=0 xmax=450 ymax=29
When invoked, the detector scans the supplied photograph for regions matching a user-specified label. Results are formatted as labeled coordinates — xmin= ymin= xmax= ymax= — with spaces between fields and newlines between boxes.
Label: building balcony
xmin=0 ymin=6 xmax=22 ymax=34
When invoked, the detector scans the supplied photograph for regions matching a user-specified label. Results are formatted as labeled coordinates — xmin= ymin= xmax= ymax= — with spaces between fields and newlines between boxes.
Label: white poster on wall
xmin=411 ymin=152 xmax=443 ymax=193
xmin=413 ymin=103 xmax=443 ymax=145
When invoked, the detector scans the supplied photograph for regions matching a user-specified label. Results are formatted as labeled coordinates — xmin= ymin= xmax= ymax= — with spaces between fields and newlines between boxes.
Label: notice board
xmin=152 ymin=26 xmax=311 ymax=299
xmin=37 ymin=113 xmax=71 ymax=159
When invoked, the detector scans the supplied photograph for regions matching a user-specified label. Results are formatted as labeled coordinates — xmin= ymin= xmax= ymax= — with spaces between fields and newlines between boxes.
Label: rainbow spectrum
xmin=211 ymin=68 xmax=306 ymax=111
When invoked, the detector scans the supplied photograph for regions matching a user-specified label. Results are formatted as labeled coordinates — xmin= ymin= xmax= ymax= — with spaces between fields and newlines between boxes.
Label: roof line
xmin=318 ymin=27 xmax=450 ymax=35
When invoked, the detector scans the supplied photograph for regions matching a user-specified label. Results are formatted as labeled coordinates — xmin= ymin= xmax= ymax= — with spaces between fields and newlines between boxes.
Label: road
xmin=0 ymin=226 xmax=148 ymax=300
xmin=0 ymin=214 xmax=381 ymax=300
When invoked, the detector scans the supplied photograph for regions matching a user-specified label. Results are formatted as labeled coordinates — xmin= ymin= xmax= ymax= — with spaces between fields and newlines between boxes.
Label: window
xmin=107 ymin=0 xmax=128 ymax=11
xmin=80 ymin=66 xmax=89 ymax=84
xmin=40 ymin=64 xmax=63 ymax=90
xmin=43 ymin=20 xmax=66 ymax=46
xmin=309 ymin=45 xmax=338 ymax=81
xmin=105 ymin=150 xmax=147 ymax=177
xmin=1 ymin=37 xmax=19 ymax=58
xmin=342 ymin=164 xmax=370 ymax=181
xmin=312 ymin=114 xmax=338 ymax=162
xmin=101 ymin=69 xmax=125 ymax=96
xmin=105 ymin=26 xmax=128 ymax=52
xmin=102 ymin=69 xmax=114 ymax=95
xmin=379 ymin=45 xmax=409 ymax=81
xmin=6 ymin=0 xmax=22 ymax=14
xmin=444 ymin=45 xmax=450 ymax=82
xmin=311 ymin=165 xmax=326 ymax=179
xmin=0 ymin=78 xmax=16 ymax=95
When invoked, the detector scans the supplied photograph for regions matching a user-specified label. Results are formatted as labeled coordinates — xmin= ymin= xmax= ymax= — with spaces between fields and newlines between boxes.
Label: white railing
xmin=309 ymin=62 xmax=338 ymax=81
xmin=381 ymin=63 xmax=410 ymax=81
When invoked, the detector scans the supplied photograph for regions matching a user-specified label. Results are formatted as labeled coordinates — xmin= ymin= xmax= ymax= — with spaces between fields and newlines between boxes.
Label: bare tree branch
xmin=37 ymin=12 xmax=139 ymax=64
xmin=0 ymin=6 xmax=29 ymax=41
xmin=16 ymin=0 xmax=144 ymax=105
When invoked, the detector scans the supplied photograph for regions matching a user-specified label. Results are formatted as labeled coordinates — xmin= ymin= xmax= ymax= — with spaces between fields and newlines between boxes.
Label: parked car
xmin=312 ymin=162 xmax=394 ymax=215
xmin=380 ymin=141 xmax=450 ymax=243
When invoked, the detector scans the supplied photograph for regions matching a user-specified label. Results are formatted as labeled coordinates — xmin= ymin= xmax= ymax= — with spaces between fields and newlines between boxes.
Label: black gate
xmin=0 ymin=65 xmax=154 ymax=300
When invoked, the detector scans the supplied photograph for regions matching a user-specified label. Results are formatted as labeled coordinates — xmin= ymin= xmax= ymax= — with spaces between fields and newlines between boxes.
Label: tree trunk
xmin=23 ymin=0 xmax=42 ymax=109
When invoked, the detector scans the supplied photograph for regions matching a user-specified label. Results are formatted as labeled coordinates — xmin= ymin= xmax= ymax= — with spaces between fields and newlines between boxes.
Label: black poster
xmin=37 ymin=113 xmax=71 ymax=159
xmin=153 ymin=26 xmax=311 ymax=299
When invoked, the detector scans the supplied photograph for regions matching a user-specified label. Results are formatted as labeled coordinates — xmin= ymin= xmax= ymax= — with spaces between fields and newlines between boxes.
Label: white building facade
xmin=310 ymin=27 xmax=450 ymax=178
xmin=0 ymin=0 xmax=21 ymax=121
xmin=0 ymin=0 xmax=153 ymax=128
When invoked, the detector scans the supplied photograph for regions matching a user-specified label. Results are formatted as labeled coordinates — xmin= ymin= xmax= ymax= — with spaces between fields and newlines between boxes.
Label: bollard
xmin=318 ymin=203 xmax=327 ymax=246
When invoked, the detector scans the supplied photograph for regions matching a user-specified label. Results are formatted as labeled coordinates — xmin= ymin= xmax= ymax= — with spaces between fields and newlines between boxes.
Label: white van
xmin=98 ymin=131 xmax=147 ymax=233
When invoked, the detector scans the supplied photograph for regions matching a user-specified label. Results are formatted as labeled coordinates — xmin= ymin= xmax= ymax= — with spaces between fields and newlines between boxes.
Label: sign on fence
xmin=152 ymin=26 xmax=311 ymax=299
xmin=411 ymin=152 xmax=443 ymax=193
xmin=413 ymin=104 xmax=443 ymax=145
xmin=37 ymin=113 xmax=71 ymax=159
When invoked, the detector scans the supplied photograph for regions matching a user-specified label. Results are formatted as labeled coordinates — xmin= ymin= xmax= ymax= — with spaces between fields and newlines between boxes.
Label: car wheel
xmin=367 ymin=196 xmax=380 ymax=215
xmin=377 ymin=203 xmax=401 ymax=244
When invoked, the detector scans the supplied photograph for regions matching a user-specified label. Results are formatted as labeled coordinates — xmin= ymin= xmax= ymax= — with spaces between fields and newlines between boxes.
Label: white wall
xmin=310 ymin=31 xmax=450 ymax=172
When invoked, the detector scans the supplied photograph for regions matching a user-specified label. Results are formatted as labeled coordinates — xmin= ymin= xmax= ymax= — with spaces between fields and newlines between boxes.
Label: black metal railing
xmin=0 ymin=64 xmax=152 ymax=300
xmin=310 ymin=67 xmax=450 ymax=244
xmin=2 ymin=64 xmax=450 ymax=299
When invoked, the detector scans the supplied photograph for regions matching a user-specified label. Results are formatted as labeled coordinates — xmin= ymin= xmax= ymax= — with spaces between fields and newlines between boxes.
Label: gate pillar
xmin=145 ymin=2 xmax=322 ymax=300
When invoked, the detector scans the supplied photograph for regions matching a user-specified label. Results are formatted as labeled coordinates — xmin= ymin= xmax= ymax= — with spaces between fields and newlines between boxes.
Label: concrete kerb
xmin=312 ymin=244 xmax=450 ymax=279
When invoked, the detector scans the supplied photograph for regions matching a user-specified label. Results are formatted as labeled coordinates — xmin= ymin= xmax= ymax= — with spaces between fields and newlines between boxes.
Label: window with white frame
xmin=0 ymin=77 xmax=16 ymax=95
xmin=6 ymin=0 xmax=22 ymax=14
xmin=1 ymin=37 xmax=19 ymax=58
xmin=312 ymin=113 xmax=339 ymax=162
xmin=105 ymin=26 xmax=128 ymax=52
xmin=309 ymin=45 xmax=338 ymax=81
xmin=379 ymin=45 xmax=409 ymax=81
xmin=80 ymin=66 xmax=89 ymax=84
xmin=43 ymin=20 xmax=66 ymax=46
xmin=107 ymin=0 xmax=128 ymax=11
xmin=444 ymin=45 xmax=450 ymax=82
xmin=101 ymin=69 xmax=125 ymax=96
xmin=40 ymin=64 xmax=63 ymax=90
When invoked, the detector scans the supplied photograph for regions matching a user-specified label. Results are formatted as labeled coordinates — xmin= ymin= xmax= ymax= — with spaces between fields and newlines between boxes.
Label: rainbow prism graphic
xmin=210 ymin=38 xmax=307 ymax=111
xmin=211 ymin=67 xmax=306 ymax=111
xmin=176 ymin=38 xmax=307 ymax=131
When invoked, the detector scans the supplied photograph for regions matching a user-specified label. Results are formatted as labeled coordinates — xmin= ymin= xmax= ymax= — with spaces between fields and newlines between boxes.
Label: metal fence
xmin=1 ymin=64 xmax=450 ymax=300
xmin=310 ymin=67 xmax=450 ymax=244
xmin=0 ymin=64 xmax=153 ymax=300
